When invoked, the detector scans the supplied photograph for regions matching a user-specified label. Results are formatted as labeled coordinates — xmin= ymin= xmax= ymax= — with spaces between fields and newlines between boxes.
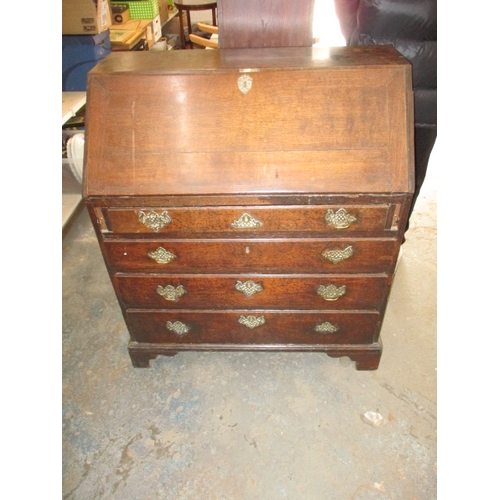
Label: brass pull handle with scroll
xmin=317 ymin=284 xmax=346 ymax=301
xmin=324 ymin=208 xmax=356 ymax=229
xmin=235 ymin=280 xmax=264 ymax=297
xmin=138 ymin=210 xmax=172 ymax=232
xmin=156 ymin=284 xmax=186 ymax=301
xmin=148 ymin=247 xmax=177 ymax=264
xmin=238 ymin=315 xmax=266 ymax=329
xmin=315 ymin=322 xmax=340 ymax=333
xmin=322 ymin=245 xmax=354 ymax=264
xmin=166 ymin=321 xmax=190 ymax=336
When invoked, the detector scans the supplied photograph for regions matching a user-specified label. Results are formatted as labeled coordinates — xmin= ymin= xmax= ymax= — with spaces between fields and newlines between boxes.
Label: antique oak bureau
xmin=84 ymin=46 xmax=414 ymax=370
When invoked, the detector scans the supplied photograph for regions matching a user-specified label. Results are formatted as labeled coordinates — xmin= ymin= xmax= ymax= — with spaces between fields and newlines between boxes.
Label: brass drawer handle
xmin=315 ymin=322 xmax=340 ymax=333
xmin=238 ymin=315 xmax=265 ymax=329
xmin=235 ymin=280 xmax=263 ymax=297
xmin=322 ymin=245 xmax=354 ymax=264
xmin=231 ymin=213 xmax=262 ymax=229
xmin=317 ymin=284 xmax=346 ymax=301
xmin=166 ymin=320 xmax=190 ymax=336
xmin=156 ymin=284 xmax=186 ymax=301
xmin=148 ymin=247 xmax=177 ymax=264
xmin=325 ymin=208 xmax=356 ymax=229
xmin=138 ymin=210 xmax=172 ymax=232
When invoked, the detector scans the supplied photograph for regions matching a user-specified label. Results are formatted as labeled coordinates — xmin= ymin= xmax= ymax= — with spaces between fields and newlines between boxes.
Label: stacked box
xmin=63 ymin=0 xmax=112 ymax=35
xmin=111 ymin=0 xmax=159 ymax=19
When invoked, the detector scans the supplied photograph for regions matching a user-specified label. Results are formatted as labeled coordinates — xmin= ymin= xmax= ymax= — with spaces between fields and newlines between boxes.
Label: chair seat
xmin=189 ymin=22 xmax=219 ymax=49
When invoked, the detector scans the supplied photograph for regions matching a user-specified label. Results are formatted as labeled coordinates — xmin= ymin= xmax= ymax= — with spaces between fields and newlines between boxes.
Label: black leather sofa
xmin=333 ymin=0 xmax=437 ymax=230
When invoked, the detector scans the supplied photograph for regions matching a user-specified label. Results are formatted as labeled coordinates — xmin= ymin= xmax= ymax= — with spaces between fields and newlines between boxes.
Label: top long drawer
xmin=101 ymin=205 xmax=400 ymax=236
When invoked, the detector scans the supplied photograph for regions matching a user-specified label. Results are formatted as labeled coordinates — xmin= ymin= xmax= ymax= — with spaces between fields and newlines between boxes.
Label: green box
xmin=111 ymin=0 xmax=159 ymax=19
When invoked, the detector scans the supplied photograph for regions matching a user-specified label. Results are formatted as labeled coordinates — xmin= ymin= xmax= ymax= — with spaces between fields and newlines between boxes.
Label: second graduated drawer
xmin=102 ymin=238 xmax=398 ymax=274
xmin=114 ymin=274 xmax=390 ymax=310
xmin=103 ymin=205 xmax=396 ymax=235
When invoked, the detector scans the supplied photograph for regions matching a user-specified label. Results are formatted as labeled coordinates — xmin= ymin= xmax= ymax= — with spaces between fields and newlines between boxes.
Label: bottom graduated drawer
xmin=125 ymin=310 xmax=381 ymax=345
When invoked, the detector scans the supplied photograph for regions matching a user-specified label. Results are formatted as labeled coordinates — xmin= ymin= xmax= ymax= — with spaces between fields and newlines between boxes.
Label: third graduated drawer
xmin=114 ymin=274 xmax=390 ymax=310
xmin=103 ymin=238 xmax=399 ymax=274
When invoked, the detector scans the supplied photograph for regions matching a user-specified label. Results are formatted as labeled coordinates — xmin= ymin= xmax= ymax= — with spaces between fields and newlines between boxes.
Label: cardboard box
xmin=111 ymin=0 xmax=159 ymax=20
xmin=62 ymin=0 xmax=112 ymax=35
xmin=111 ymin=4 xmax=131 ymax=25
xmin=151 ymin=15 xmax=162 ymax=42
xmin=158 ymin=0 xmax=170 ymax=25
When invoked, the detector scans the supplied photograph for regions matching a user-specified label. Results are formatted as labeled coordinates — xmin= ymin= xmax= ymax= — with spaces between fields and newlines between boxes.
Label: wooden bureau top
xmin=87 ymin=45 xmax=410 ymax=74
xmin=84 ymin=46 xmax=414 ymax=198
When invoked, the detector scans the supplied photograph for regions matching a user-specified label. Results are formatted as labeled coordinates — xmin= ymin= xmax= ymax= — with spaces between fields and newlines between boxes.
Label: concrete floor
xmin=62 ymin=142 xmax=437 ymax=499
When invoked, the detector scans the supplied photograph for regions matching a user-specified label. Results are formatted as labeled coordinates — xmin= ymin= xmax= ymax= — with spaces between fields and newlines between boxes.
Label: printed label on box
xmin=101 ymin=7 xmax=108 ymax=26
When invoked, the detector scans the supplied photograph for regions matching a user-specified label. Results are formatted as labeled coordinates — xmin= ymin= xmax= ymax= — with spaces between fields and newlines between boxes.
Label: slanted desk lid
xmin=84 ymin=46 xmax=414 ymax=197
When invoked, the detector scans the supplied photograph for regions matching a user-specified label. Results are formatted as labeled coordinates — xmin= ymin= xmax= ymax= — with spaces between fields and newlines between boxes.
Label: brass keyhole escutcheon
xmin=237 ymin=74 xmax=253 ymax=94
xmin=231 ymin=213 xmax=262 ymax=229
